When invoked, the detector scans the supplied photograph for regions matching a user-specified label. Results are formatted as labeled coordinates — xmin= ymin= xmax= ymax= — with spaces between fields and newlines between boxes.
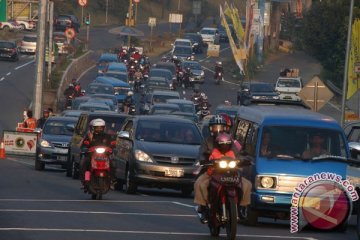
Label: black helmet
xmin=209 ymin=115 xmax=228 ymax=136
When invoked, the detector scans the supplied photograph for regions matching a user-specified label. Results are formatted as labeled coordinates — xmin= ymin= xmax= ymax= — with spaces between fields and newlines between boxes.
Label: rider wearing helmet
xmin=64 ymin=83 xmax=75 ymax=98
xmin=123 ymin=91 xmax=135 ymax=113
xmin=214 ymin=61 xmax=224 ymax=79
xmin=194 ymin=115 xmax=252 ymax=223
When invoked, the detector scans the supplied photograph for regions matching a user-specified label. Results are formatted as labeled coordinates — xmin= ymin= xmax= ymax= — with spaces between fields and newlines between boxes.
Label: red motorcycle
xmin=198 ymin=157 xmax=251 ymax=240
xmin=83 ymin=145 xmax=113 ymax=200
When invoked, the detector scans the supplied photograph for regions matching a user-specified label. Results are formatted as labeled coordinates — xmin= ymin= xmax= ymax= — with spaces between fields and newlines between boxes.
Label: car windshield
xmin=174 ymin=47 xmax=192 ymax=55
xmin=114 ymin=86 xmax=130 ymax=95
xmin=152 ymin=94 xmax=179 ymax=103
xmin=277 ymin=78 xmax=301 ymax=88
xmin=86 ymin=85 xmax=114 ymax=95
xmin=43 ymin=120 xmax=76 ymax=136
xmin=175 ymin=41 xmax=191 ymax=46
xmin=91 ymin=96 xmax=117 ymax=105
xmin=79 ymin=105 xmax=110 ymax=111
xmin=201 ymin=29 xmax=216 ymax=35
xmin=178 ymin=104 xmax=195 ymax=113
xmin=183 ymin=62 xmax=202 ymax=70
xmin=0 ymin=42 xmax=15 ymax=48
xmin=250 ymin=84 xmax=274 ymax=92
xmin=105 ymin=72 xmax=127 ymax=82
xmin=136 ymin=120 xmax=202 ymax=144
xmin=259 ymin=126 xmax=347 ymax=159
xmin=150 ymin=70 xmax=172 ymax=79
xmin=23 ymin=36 xmax=37 ymax=42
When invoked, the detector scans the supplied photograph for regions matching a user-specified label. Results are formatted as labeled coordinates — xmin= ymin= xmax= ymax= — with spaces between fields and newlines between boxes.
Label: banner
xmin=220 ymin=5 xmax=245 ymax=72
xmin=224 ymin=2 xmax=245 ymax=47
xmin=347 ymin=19 xmax=360 ymax=100
xmin=3 ymin=131 xmax=37 ymax=156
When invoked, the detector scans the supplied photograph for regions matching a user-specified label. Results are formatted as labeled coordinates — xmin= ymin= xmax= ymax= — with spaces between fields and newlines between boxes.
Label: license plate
xmin=165 ymin=169 xmax=184 ymax=177
xmin=57 ymin=156 xmax=67 ymax=161
xmin=56 ymin=148 xmax=68 ymax=154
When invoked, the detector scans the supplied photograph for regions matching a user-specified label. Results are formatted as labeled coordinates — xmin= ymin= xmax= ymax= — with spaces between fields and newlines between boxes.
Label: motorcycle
xmin=83 ymin=145 xmax=112 ymax=200
xmin=197 ymin=157 xmax=251 ymax=240
xmin=64 ymin=95 xmax=73 ymax=109
xmin=215 ymin=71 xmax=223 ymax=85
xmin=191 ymin=95 xmax=202 ymax=112
xmin=128 ymin=104 xmax=136 ymax=115
xmin=197 ymin=102 xmax=210 ymax=120
xmin=134 ymin=76 xmax=142 ymax=92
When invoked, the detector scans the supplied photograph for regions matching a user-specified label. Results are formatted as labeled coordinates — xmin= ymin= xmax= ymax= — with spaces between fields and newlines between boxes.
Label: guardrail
xmin=325 ymin=79 xmax=343 ymax=96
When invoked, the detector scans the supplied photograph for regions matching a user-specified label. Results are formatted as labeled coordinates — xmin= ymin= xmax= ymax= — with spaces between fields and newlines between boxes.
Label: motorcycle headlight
xmin=219 ymin=160 xmax=227 ymax=169
xmin=228 ymin=161 xmax=237 ymax=169
xmin=40 ymin=139 xmax=51 ymax=148
xmin=260 ymin=176 xmax=275 ymax=188
xmin=95 ymin=148 xmax=106 ymax=154
xmin=135 ymin=150 xmax=153 ymax=163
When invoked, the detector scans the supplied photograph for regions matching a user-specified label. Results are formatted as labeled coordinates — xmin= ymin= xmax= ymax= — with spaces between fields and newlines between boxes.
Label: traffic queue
xmin=9 ymin=38 xmax=360 ymax=240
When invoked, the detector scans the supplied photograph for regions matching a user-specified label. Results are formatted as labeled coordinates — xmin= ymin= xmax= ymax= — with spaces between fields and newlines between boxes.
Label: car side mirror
xmin=66 ymin=124 xmax=75 ymax=132
xmin=349 ymin=142 xmax=360 ymax=159
xmin=117 ymin=130 xmax=130 ymax=139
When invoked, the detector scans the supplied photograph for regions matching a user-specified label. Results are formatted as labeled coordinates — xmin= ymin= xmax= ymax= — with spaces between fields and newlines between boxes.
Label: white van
xmin=199 ymin=27 xmax=219 ymax=45
xmin=275 ymin=77 xmax=303 ymax=101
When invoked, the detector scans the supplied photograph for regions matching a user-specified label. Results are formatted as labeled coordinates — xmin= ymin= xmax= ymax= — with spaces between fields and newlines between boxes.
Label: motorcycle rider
xmin=183 ymin=67 xmax=192 ymax=88
xmin=23 ymin=110 xmax=37 ymax=130
xmin=214 ymin=61 xmax=224 ymax=79
xmin=194 ymin=115 xmax=252 ymax=223
xmin=123 ymin=91 xmax=135 ymax=114
xmin=80 ymin=119 xmax=116 ymax=188
xmin=131 ymin=50 xmax=142 ymax=61
xmin=36 ymin=109 xmax=50 ymax=129
xmin=64 ymin=83 xmax=75 ymax=98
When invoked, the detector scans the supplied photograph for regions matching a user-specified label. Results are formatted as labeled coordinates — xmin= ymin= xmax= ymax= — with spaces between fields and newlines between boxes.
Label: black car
xmin=0 ymin=40 xmax=19 ymax=61
xmin=152 ymin=62 xmax=177 ymax=82
xmin=149 ymin=103 xmax=181 ymax=115
xmin=67 ymin=111 xmax=129 ymax=178
xmin=142 ymin=76 xmax=174 ymax=93
xmin=113 ymin=115 xmax=203 ymax=195
xmin=35 ymin=116 xmax=78 ymax=171
xmin=54 ymin=14 xmax=80 ymax=33
xmin=237 ymin=82 xmax=280 ymax=105
xmin=140 ymin=90 xmax=180 ymax=114
xmin=183 ymin=33 xmax=204 ymax=54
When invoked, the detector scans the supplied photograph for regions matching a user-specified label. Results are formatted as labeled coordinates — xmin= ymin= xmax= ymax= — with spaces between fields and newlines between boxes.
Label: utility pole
xmin=105 ymin=0 xmax=108 ymax=24
xmin=341 ymin=0 xmax=355 ymax=126
xmin=127 ymin=0 xmax=133 ymax=47
xmin=178 ymin=0 xmax=182 ymax=37
xmin=33 ymin=0 xmax=47 ymax=119
xmin=47 ymin=0 xmax=54 ymax=82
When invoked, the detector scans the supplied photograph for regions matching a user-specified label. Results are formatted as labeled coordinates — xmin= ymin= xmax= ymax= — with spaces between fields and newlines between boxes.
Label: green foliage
xmin=293 ymin=0 xmax=360 ymax=87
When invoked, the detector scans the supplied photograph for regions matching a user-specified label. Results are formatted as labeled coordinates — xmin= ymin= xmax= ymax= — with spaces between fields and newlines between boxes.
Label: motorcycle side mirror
xmin=117 ymin=131 xmax=130 ymax=139
xmin=83 ymin=140 xmax=90 ymax=146
xmin=110 ymin=140 xmax=117 ymax=146
xmin=33 ymin=128 xmax=42 ymax=134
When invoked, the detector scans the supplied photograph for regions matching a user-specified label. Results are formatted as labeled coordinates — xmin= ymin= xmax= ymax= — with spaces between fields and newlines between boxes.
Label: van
xmin=93 ymin=76 xmax=132 ymax=109
xmin=97 ymin=53 xmax=119 ymax=75
xmin=231 ymin=102 xmax=359 ymax=227
xmin=275 ymin=76 xmax=303 ymax=101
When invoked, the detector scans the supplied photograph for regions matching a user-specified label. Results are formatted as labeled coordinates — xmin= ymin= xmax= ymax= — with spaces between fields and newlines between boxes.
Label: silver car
xmin=20 ymin=34 xmax=37 ymax=54
xmin=181 ymin=60 xmax=205 ymax=84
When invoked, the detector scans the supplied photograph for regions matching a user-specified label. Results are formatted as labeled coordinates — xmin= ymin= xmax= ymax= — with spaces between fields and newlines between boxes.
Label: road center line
xmin=14 ymin=59 xmax=35 ymax=70
xmin=6 ymin=72 xmax=11 ymax=76
xmin=172 ymin=201 xmax=195 ymax=208
xmin=0 ymin=228 xmax=318 ymax=239
xmin=0 ymin=209 xmax=196 ymax=217
xmin=0 ymin=77 xmax=4 ymax=82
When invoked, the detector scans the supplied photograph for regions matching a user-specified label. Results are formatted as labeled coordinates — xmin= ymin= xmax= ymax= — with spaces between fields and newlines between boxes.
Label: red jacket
xmin=208 ymin=148 xmax=236 ymax=175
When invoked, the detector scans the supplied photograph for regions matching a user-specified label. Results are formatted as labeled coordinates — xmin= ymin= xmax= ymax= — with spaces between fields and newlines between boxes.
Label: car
xmin=166 ymin=99 xmax=196 ymax=114
xmin=35 ymin=116 xmax=78 ymax=171
xmin=171 ymin=45 xmax=193 ymax=61
xmin=103 ymin=62 xmax=128 ymax=77
xmin=84 ymin=82 xmax=115 ymax=96
xmin=142 ymin=76 xmax=174 ymax=93
xmin=19 ymin=34 xmax=37 ymax=54
xmin=140 ymin=90 xmax=181 ymax=114
xmin=172 ymin=38 xmax=192 ymax=49
xmin=149 ymin=103 xmax=181 ymax=115
xmin=152 ymin=62 xmax=178 ymax=82
xmin=60 ymin=110 xmax=83 ymax=119
xmin=0 ymin=21 xmax=21 ymax=31
xmin=54 ymin=14 xmax=80 ymax=33
xmin=11 ymin=19 xmax=36 ymax=31
xmin=180 ymin=60 xmax=205 ymax=84
xmin=149 ymin=68 xmax=173 ymax=83
xmin=53 ymin=32 xmax=70 ymax=55
xmin=0 ymin=40 xmax=19 ymax=61
xmin=275 ymin=76 xmax=303 ymax=101
xmin=214 ymin=104 xmax=239 ymax=121
xmin=78 ymin=101 xmax=111 ymax=112
xmin=183 ymin=33 xmax=204 ymax=54
xmin=199 ymin=27 xmax=219 ymax=45
xmin=67 ymin=111 xmax=129 ymax=178
xmin=97 ymin=53 xmax=119 ymax=75
xmin=90 ymin=94 xmax=118 ymax=108
xmin=162 ymin=111 xmax=199 ymax=124
xmin=114 ymin=115 xmax=203 ymax=195
xmin=104 ymin=71 xmax=128 ymax=83
xmin=237 ymin=82 xmax=280 ymax=105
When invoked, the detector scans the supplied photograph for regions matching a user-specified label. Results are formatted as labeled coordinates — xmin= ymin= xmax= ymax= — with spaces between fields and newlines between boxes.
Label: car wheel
xmin=3 ymin=26 xmax=10 ymax=31
xmin=243 ymin=206 xmax=258 ymax=226
xmin=20 ymin=24 xmax=26 ymax=30
xmin=180 ymin=187 xmax=193 ymax=197
xmin=35 ymin=155 xmax=45 ymax=171
xmin=124 ymin=167 xmax=137 ymax=194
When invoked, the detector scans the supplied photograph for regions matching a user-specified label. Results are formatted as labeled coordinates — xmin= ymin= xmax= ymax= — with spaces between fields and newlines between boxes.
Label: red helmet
xmin=215 ymin=133 xmax=232 ymax=154
xmin=220 ymin=113 xmax=232 ymax=129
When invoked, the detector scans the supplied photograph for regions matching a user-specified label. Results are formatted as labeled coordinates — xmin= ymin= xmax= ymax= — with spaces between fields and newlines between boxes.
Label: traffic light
xmin=84 ymin=14 xmax=91 ymax=25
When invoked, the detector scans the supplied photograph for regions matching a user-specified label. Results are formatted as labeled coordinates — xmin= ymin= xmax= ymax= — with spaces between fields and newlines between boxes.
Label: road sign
xmin=78 ymin=0 xmax=87 ymax=7
xmin=298 ymin=76 xmax=334 ymax=112
xmin=148 ymin=17 xmax=156 ymax=27
xmin=169 ymin=13 xmax=183 ymax=23
xmin=193 ymin=1 xmax=201 ymax=15
xmin=64 ymin=28 xmax=76 ymax=40
xmin=207 ymin=44 xmax=220 ymax=57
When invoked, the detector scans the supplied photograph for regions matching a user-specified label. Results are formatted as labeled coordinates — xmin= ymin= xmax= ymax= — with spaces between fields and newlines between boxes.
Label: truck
xmin=0 ymin=0 xmax=38 ymax=30
xmin=274 ymin=68 xmax=303 ymax=101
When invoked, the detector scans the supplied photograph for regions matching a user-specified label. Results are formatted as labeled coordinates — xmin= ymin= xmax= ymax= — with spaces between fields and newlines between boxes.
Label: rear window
xmin=200 ymin=29 xmax=216 ymax=35
xmin=89 ymin=115 xmax=127 ymax=135
xmin=23 ymin=36 xmax=37 ymax=42
xmin=0 ymin=42 xmax=15 ymax=48
xmin=173 ymin=46 xmax=192 ymax=55
xmin=152 ymin=94 xmax=180 ymax=103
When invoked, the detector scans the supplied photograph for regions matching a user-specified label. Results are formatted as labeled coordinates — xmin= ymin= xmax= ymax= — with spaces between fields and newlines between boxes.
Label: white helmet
xmin=128 ymin=91 xmax=134 ymax=96
xmin=92 ymin=118 xmax=106 ymax=134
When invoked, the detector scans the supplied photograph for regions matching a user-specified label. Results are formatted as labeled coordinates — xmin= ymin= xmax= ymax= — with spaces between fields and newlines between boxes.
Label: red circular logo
xmin=64 ymin=28 xmax=76 ymax=39
xmin=300 ymin=181 xmax=351 ymax=230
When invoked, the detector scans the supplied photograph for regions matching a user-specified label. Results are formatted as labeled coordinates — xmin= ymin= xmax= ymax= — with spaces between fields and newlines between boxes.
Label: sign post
xmin=78 ymin=0 xmax=87 ymax=26
xmin=193 ymin=1 xmax=201 ymax=24
xmin=148 ymin=17 xmax=156 ymax=51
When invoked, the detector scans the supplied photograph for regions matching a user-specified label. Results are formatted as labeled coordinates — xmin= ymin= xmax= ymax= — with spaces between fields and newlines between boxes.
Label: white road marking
xmin=172 ymin=201 xmax=195 ymax=208
xmin=198 ymin=46 xmax=230 ymax=63
xmin=6 ymin=157 xmax=61 ymax=171
xmin=0 ymin=77 xmax=4 ymax=82
xmin=0 ymin=228 xmax=318 ymax=239
xmin=0 ymin=209 xmax=196 ymax=218
xmin=15 ymin=59 xmax=35 ymax=70
xmin=6 ymin=72 xmax=11 ymax=76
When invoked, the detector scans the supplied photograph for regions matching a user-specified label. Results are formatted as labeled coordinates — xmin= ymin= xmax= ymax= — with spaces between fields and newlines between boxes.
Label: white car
xmin=275 ymin=77 xmax=303 ymax=101
xmin=0 ymin=21 xmax=21 ymax=31
xmin=173 ymin=38 xmax=192 ymax=47
xmin=14 ymin=20 xmax=36 ymax=31
xmin=199 ymin=27 xmax=219 ymax=45
xmin=20 ymin=34 xmax=37 ymax=54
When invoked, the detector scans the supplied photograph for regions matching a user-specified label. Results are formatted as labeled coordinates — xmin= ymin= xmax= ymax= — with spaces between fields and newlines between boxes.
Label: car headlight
xmin=135 ymin=150 xmax=153 ymax=163
xmin=252 ymin=96 xmax=260 ymax=99
xmin=201 ymin=71 xmax=204 ymax=76
xmin=273 ymin=96 xmax=280 ymax=99
xmin=40 ymin=139 xmax=51 ymax=148
xmin=228 ymin=161 xmax=237 ymax=168
xmin=95 ymin=147 xmax=106 ymax=154
xmin=219 ymin=160 xmax=227 ymax=168
xmin=260 ymin=176 xmax=275 ymax=188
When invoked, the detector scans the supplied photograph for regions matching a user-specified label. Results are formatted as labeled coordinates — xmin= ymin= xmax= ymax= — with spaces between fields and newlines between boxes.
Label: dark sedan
xmin=183 ymin=33 xmax=204 ymax=54
xmin=113 ymin=115 xmax=203 ymax=196
xmin=237 ymin=82 xmax=280 ymax=105
xmin=35 ymin=116 xmax=78 ymax=171
xmin=0 ymin=40 xmax=19 ymax=61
